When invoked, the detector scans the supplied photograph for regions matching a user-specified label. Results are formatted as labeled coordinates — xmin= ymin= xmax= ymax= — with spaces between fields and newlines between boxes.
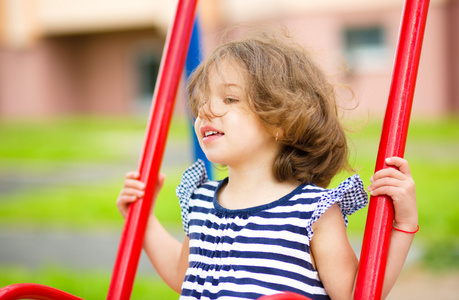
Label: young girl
xmin=117 ymin=33 xmax=418 ymax=300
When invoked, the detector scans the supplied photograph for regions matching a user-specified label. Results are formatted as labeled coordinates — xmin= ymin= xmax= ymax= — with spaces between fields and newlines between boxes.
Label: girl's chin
xmin=201 ymin=154 xmax=228 ymax=166
xmin=204 ymin=157 xmax=225 ymax=165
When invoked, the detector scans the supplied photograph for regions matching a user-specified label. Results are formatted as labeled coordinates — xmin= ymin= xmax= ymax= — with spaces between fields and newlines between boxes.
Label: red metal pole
xmin=354 ymin=0 xmax=429 ymax=299
xmin=106 ymin=1 xmax=198 ymax=299
xmin=0 ymin=283 xmax=83 ymax=300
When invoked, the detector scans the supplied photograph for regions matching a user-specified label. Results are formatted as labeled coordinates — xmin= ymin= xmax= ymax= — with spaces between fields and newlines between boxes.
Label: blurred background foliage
xmin=0 ymin=116 xmax=458 ymax=298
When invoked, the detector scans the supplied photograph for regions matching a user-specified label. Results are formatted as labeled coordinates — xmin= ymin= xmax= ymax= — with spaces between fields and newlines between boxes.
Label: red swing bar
xmin=0 ymin=284 xmax=83 ymax=300
xmin=106 ymin=0 xmax=198 ymax=299
xmin=354 ymin=0 xmax=429 ymax=299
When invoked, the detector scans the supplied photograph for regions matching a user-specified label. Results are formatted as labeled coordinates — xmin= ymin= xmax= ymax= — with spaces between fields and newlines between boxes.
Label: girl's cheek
xmin=194 ymin=117 xmax=201 ymax=137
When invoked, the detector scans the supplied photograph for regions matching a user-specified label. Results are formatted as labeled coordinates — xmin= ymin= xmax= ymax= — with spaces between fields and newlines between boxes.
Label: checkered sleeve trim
xmin=176 ymin=159 xmax=208 ymax=236
xmin=307 ymin=174 xmax=368 ymax=240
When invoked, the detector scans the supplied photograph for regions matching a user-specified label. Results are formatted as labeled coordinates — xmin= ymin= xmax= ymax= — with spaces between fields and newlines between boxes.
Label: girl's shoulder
xmin=325 ymin=175 xmax=368 ymax=215
xmin=176 ymin=159 xmax=214 ymax=201
xmin=292 ymin=175 xmax=367 ymax=208
xmin=305 ymin=175 xmax=369 ymax=239
xmin=176 ymin=160 xmax=214 ymax=236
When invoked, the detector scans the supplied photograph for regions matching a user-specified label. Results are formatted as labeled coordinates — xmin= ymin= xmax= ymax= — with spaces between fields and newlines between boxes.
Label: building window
xmin=136 ymin=52 xmax=161 ymax=107
xmin=343 ymin=26 xmax=390 ymax=72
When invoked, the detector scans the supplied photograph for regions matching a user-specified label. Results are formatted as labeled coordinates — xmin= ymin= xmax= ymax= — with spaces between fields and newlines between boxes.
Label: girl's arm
xmin=310 ymin=203 xmax=358 ymax=300
xmin=116 ymin=172 xmax=189 ymax=293
xmin=311 ymin=157 xmax=417 ymax=300
xmin=143 ymin=217 xmax=189 ymax=293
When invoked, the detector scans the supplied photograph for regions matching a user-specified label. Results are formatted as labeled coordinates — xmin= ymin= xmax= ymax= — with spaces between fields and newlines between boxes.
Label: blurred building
xmin=0 ymin=0 xmax=458 ymax=119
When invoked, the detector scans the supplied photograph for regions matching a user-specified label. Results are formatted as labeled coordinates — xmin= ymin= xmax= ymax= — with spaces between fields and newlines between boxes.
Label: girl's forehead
xmin=207 ymin=59 xmax=247 ymax=89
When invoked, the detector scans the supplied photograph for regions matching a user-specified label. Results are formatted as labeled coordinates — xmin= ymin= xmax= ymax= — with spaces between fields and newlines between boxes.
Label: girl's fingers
xmin=368 ymin=186 xmax=387 ymax=197
xmin=368 ymin=184 xmax=405 ymax=197
xmin=116 ymin=193 xmax=139 ymax=218
xmin=384 ymin=157 xmax=412 ymax=176
xmin=158 ymin=173 xmax=166 ymax=184
xmin=368 ymin=158 xmax=414 ymax=196
xmin=371 ymin=168 xmax=408 ymax=184
xmin=123 ymin=178 xmax=146 ymax=190
xmin=117 ymin=194 xmax=138 ymax=205
xmin=125 ymin=171 xmax=141 ymax=179
xmin=120 ymin=174 xmax=165 ymax=199
xmin=370 ymin=157 xmax=411 ymax=183
xmin=117 ymin=172 xmax=166 ymax=219
xmin=120 ymin=187 xmax=145 ymax=198
xmin=117 ymin=189 xmax=144 ymax=213
xmin=368 ymin=174 xmax=413 ymax=192
xmin=369 ymin=177 xmax=401 ymax=191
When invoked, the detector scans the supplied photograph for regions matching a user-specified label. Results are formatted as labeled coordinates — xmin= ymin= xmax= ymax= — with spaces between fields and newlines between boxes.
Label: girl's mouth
xmin=203 ymin=130 xmax=224 ymax=138
xmin=204 ymin=131 xmax=220 ymax=137
xmin=201 ymin=128 xmax=224 ymax=142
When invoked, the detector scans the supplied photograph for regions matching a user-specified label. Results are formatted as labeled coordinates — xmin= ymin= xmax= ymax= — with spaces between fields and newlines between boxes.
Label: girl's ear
xmin=273 ymin=127 xmax=285 ymax=141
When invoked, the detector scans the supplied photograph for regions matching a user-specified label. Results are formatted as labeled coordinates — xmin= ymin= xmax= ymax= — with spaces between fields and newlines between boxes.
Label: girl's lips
xmin=200 ymin=126 xmax=224 ymax=142
xmin=202 ymin=133 xmax=224 ymax=143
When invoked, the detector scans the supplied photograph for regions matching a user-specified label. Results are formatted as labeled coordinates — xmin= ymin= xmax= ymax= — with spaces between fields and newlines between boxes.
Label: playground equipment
xmin=354 ymin=0 xmax=429 ymax=298
xmin=107 ymin=0 xmax=197 ymax=298
xmin=0 ymin=0 xmax=429 ymax=299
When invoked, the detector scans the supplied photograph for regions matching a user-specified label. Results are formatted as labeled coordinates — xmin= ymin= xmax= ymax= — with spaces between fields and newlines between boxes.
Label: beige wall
xmin=0 ymin=0 xmax=457 ymax=119
xmin=0 ymin=29 xmax=164 ymax=118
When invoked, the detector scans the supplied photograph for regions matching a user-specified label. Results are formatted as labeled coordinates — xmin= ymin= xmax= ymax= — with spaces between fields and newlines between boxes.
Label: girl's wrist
xmin=393 ymin=223 xmax=419 ymax=234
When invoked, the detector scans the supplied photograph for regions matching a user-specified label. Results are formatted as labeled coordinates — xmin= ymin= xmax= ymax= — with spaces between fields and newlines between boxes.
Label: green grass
xmin=0 ymin=116 xmax=190 ymax=162
xmin=0 ymin=115 xmax=190 ymax=230
xmin=0 ymin=171 xmax=183 ymax=231
xmin=0 ymin=117 xmax=143 ymax=162
xmin=0 ymin=115 xmax=458 ymax=277
xmin=0 ymin=266 xmax=177 ymax=299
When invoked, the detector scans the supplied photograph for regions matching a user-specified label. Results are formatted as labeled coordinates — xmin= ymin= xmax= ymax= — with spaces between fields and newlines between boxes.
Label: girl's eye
xmin=224 ymin=97 xmax=238 ymax=104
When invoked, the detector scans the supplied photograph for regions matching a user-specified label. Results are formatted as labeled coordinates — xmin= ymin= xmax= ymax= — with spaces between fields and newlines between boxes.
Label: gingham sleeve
xmin=176 ymin=160 xmax=209 ymax=236
xmin=307 ymin=174 xmax=368 ymax=239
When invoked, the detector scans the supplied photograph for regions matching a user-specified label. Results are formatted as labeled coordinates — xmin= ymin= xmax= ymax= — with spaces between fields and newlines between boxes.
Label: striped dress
xmin=176 ymin=160 xmax=368 ymax=300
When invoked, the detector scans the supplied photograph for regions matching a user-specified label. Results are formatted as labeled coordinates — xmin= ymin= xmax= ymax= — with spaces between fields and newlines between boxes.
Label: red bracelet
xmin=393 ymin=224 xmax=419 ymax=234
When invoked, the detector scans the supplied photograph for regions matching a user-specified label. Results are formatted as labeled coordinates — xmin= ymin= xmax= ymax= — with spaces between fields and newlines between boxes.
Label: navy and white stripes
xmin=176 ymin=160 xmax=368 ymax=300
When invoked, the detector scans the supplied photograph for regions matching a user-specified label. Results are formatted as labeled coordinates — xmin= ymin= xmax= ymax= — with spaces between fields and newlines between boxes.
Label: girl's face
xmin=194 ymin=59 xmax=278 ymax=169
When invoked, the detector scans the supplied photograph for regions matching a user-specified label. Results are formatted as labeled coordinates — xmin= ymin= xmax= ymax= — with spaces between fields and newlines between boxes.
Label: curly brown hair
xmin=187 ymin=33 xmax=350 ymax=188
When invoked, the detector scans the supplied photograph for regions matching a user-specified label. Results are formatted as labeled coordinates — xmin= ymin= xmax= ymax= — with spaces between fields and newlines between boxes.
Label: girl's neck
xmin=217 ymin=162 xmax=299 ymax=210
